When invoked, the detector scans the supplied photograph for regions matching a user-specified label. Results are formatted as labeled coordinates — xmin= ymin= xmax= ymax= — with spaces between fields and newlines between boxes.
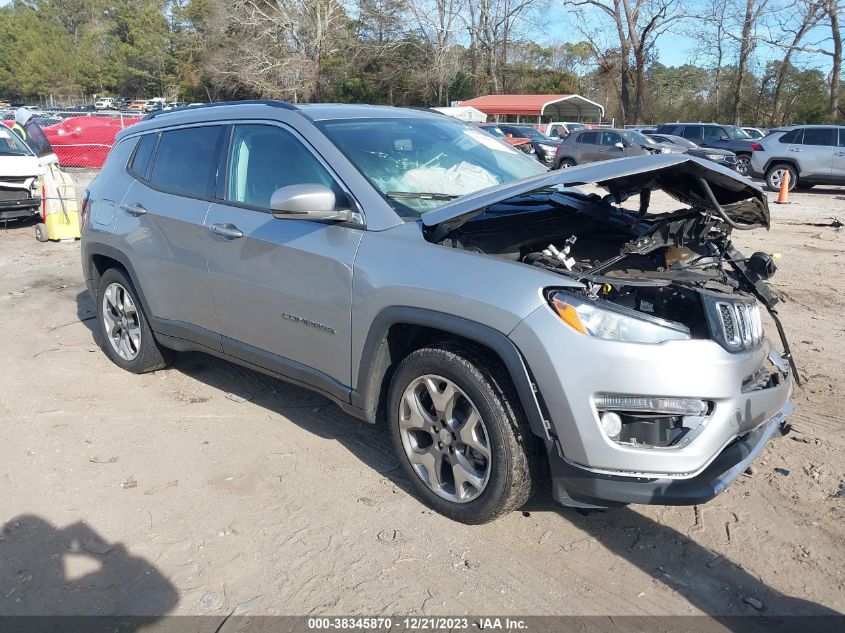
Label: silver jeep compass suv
xmin=81 ymin=101 xmax=795 ymax=523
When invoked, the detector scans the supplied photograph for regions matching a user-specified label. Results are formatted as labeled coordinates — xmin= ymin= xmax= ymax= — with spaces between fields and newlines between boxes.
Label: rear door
xmin=112 ymin=125 xmax=224 ymax=342
xmin=573 ymin=131 xmax=599 ymax=162
xmin=680 ymin=125 xmax=703 ymax=144
xmin=797 ymin=127 xmax=837 ymax=180
xmin=203 ymin=122 xmax=363 ymax=389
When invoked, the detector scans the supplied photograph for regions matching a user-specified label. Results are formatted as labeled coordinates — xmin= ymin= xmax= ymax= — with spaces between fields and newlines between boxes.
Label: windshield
xmin=0 ymin=127 xmax=33 ymax=156
xmin=317 ymin=117 xmax=548 ymax=217
xmin=513 ymin=126 xmax=552 ymax=141
xmin=621 ymin=130 xmax=653 ymax=146
xmin=726 ymin=126 xmax=751 ymax=139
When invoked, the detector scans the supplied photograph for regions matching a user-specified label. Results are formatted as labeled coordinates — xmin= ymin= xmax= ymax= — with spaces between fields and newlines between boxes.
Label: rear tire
xmin=765 ymin=163 xmax=798 ymax=192
xmin=34 ymin=223 xmax=48 ymax=242
xmin=557 ymin=158 xmax=576 ymax=169
xmin=388 ymin=343 xmax=540 ymax=524
xmin=96 ymin=267 xmax=172 ymax=374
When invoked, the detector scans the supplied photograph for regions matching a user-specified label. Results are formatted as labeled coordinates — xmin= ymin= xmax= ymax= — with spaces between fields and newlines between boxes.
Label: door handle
xmin=120 ymin=202 xmax=147 ymax=216
xmin=209 ymin=223 xmax=244 ymax=239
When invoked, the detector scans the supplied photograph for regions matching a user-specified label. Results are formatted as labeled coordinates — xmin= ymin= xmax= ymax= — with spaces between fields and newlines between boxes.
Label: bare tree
xmin=729 ymin=0 xmax=769 ymax=124
xmin=464 ymin=0 xmax=540 ymax=94
xmin=407 ymin=0 xmax=463 ymax=104
xmin=565 ymin=0 xmax=685 ymax=124
xmin=217 ymin=0 xmax=350 ymax=101
xmin=826 ymin=0 xmax=842 ymax=118
xmin=768 ymin=1 xmax=824 ymax=124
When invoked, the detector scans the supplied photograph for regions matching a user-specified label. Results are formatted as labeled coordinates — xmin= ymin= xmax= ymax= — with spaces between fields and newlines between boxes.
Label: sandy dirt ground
xmin=0 ymin=169 xmax=843 ymax=621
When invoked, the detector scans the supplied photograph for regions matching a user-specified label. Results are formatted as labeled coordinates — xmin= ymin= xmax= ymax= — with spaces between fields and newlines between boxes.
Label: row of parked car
xmin=94 ymin=97 xmax=200 ymax=113
xmin=479 ymin=119 xmax=845 ymax=191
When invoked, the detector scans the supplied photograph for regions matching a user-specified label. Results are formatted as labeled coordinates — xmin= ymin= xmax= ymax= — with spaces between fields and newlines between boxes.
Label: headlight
xmin=549 ymin=291 xmax=690 ymax=344
xmin=706 ymin=153 xmax=726 ymax=161
xmin=538 ymin=143 xmax=557 ymax=155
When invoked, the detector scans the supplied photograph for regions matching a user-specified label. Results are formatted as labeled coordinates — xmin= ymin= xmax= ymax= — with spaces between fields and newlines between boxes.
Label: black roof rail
xmin=143 ymin=99 xmax=298 ymax=121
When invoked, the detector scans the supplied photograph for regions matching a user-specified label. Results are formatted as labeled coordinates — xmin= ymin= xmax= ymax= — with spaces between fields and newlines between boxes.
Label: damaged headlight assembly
xmin=549 ymin=291 xmax=690 ymax=344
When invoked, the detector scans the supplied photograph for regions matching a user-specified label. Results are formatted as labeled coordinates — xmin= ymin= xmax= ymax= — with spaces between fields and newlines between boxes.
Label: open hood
xmin=421 ymin=154 xmax=769 ymax=236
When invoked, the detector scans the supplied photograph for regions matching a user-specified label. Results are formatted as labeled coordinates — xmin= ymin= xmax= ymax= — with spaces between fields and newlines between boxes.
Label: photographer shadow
xmin=0 ymin=515 xmax=178 ymax=624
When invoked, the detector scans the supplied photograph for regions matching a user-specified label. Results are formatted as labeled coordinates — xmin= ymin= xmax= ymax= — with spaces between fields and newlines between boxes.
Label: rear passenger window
xmin=577 ymin=131 xmax=598 ymax=144
xmin=839 ymin=128 xmax=845 ymax=147
xmin=148 ymin=126 xmax=223 ymax=198
xmin=801 ymin=128 xmax=836 ymax=146
xmin=681 ymin=126 xmax=702 ymax=140
xmin=129 ymin=133 xmax=157 ymax=178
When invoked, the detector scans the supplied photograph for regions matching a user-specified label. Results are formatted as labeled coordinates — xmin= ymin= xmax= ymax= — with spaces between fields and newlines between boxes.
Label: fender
xmin=351 ymin=306 xmax=551 ymax=441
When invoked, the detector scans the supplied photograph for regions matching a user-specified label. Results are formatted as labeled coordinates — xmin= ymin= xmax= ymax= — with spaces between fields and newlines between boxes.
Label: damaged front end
xmin=423 ymin=155 xmax=795 ymax=506
xmin=423 ymin=154 xmax=798 ymax=383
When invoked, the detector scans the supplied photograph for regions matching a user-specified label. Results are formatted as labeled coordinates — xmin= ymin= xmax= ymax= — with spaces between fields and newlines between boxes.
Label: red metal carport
xmin=458 ymin=94 xmax=605 ymax=122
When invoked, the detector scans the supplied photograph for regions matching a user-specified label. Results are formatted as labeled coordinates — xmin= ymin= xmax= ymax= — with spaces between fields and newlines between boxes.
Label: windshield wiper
xmin=387 ymin=191 xmax=460 ymax=201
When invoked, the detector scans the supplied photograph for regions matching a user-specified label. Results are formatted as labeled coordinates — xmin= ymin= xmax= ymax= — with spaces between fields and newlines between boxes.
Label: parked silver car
xmin=749 ymin=125 xmax=845 ymax=191
xmin=81 ymin=101 xmax=794 ymax=523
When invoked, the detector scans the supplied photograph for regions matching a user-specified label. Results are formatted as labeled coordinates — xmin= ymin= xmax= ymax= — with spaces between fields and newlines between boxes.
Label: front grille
xmin=712 ymin=300 xmax=763 ymax=351
xmin=0 ymin=189 xmax=29 ymax=202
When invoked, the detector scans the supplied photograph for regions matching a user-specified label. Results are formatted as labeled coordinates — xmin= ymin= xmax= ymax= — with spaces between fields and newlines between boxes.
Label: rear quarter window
xmin=779 ymin=129 xmax=802 ymax=144
xmin=128 ymin=133 xmax=158 ymax=179
xmin=801 ymin=128 xmax=836 ymax=146
xmin=148 ymin=125 xmax=224 ymax=199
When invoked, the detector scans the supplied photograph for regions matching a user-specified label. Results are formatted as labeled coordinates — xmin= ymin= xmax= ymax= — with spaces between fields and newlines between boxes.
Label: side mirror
xmin=270 ymin=184 xmax=353 ymax=222
xmin=720 ymin=136 xmax=730 ymax=142
xmin=614 ymin=141 xmax=625 ymax=150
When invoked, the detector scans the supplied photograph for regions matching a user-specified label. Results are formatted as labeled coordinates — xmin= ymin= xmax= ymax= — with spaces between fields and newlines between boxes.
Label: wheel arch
xmin=84 ymin=243 xmax=153 ymax=317
xmin=763 ymin=157 xmax=799 ymax=175
xmin=352 ymin=307 xmax=551 ymax=442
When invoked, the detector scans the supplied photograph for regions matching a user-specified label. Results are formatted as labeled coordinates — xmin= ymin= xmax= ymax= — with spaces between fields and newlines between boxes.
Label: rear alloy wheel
xmin=765 ymin=164 xmax=798 ymax=192
xmin=388 ymin=344 xmax=540 ymax=524
xmin=97 ymin=268 xmax=172 ymax=373
xmin=558 ymin=158 xmax=576 ymax=169
xmin=735 ymin=154 xmax=751 ymax=176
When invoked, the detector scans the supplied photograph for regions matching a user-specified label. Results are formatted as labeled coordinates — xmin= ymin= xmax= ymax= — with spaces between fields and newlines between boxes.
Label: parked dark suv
xmin=654 ymin=123 xmax=758 ymax=175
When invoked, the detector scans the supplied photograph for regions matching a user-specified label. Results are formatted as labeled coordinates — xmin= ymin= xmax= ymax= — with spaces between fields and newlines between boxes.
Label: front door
xmin=204 ymin=123 xmax=363 ymax=390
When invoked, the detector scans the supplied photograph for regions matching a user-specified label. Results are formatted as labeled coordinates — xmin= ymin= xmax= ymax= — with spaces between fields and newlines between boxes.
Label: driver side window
xmin=600 ymin=131 xmax=622 ymax=146
xmin=702 ymin=126 xmax=727 ymax=141
xmin=226 ymin=124 xmax=341 ymax=211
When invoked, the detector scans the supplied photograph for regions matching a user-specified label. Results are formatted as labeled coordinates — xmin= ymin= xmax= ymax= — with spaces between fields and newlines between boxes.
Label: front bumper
xmin=510 ymin=303 xmax=794 ymax=505
xmin=0 ymin=196 xmax=41 ymax=218
xmin=548 ymin=402 xmax=793 ymax=507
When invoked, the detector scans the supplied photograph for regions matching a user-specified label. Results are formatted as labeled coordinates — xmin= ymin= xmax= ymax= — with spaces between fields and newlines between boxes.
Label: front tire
xmin=96 ymin=268 xmax=172 ymax=373
xmin=34 ymin=223 xmax=48 ymax=242
xmin=388 ymin=344 xmax=540 ymax=524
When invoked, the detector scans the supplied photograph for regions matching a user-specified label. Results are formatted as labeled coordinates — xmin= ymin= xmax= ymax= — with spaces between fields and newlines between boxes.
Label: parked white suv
xmin=94 ymin=97 xmax=115 ymax=110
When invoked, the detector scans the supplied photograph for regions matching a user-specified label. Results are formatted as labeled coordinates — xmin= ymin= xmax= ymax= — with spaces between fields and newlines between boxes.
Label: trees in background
xmin=0 ymin=0 xmax=841 ymax=125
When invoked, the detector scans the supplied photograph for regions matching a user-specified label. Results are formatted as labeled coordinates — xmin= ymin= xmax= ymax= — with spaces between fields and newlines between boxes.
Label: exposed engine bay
xmin=423 ymin=155 xmax=799 ymax=384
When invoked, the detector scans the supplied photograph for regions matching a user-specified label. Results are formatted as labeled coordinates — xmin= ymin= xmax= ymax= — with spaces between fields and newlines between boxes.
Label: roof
xmin=430 ymin=106 xmax=487 ymax=122
xmin=459 ymin=94 xmax=604 ymax=118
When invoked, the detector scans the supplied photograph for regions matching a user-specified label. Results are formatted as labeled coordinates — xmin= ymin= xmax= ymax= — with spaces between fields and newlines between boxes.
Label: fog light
xmin=595 ymin=394 xmax=708 ymax=416
xmin=600 ymin=411 xmax=623 ymax=438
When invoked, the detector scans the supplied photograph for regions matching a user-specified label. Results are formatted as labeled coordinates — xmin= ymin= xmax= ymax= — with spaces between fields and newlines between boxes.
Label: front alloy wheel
xmin=398 ymin=375 xmax=491 ymax=503
xmin=388 ymin=344 xmax=540 ymax=523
